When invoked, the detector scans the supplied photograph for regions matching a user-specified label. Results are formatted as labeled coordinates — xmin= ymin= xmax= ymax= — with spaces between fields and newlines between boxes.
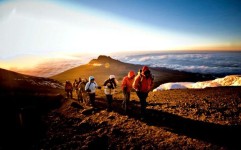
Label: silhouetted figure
xmin=121 ymin=71 xmax=135 ymax=113
xmin=65 ymin=80 xmax=73 ymax=99
xmin=73 ymin=78 xmax=80 ymax=99
xmin=78 ymin=78 xmax=88 ymax=103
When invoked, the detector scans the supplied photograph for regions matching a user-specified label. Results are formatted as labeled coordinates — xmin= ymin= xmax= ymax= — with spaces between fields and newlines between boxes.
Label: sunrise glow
xmin=0 ymin=1 xmax=241 ymax=70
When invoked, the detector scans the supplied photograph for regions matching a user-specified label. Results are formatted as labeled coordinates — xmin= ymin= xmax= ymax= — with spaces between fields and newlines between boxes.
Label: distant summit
xmin=89 ymin=55 xmax=121 ymax=64
xmin=51 ymin=55 xmax=142 ymax=83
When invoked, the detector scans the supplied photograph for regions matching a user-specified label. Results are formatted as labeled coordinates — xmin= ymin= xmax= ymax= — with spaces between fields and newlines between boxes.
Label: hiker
xmin=85 ymin=76 xmax=99 ymax=107
xmin=73 ymin=78 xmax=80 ymax=99
xmin=78 ymin=78 xmax=88 ymax=103
xmin=103 ymin=75 xmax=117 ymax=111
xmin=121 ymin=70 xmax=135 ymax=113
xmin=65 ymin=80 xmax=73 ymax=99
xmin=133 ymin=66 xmax=154 ymax=117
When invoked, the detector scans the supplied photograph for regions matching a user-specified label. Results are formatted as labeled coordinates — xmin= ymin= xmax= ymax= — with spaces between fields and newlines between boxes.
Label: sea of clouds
xmin=115 ymin=51 xmax=241 ymax=75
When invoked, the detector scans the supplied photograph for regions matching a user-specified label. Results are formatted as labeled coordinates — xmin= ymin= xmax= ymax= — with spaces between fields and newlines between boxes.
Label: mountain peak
xmin=97 ymin=55 xmax=113 ymax=61
xmin=89 ymin=55 xmax=121 ymax=64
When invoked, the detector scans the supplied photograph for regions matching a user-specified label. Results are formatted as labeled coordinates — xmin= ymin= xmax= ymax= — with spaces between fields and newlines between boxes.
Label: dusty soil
xmin=37 ymin=86 xmax=241 ymax=150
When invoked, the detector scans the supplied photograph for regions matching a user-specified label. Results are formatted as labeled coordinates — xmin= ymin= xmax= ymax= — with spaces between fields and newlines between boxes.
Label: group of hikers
xmin=65 ymin=65 xmax=154 ymax=116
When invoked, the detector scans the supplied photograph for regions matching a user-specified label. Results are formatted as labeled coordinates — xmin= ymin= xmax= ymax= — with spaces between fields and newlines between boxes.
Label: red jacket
xmin=121 ymin=76 xmax=134 ymax=92
xmin=121 ymin=71 xmax=135 ymax=92
xmin=133 ymin=66 xmax=153 ymax=93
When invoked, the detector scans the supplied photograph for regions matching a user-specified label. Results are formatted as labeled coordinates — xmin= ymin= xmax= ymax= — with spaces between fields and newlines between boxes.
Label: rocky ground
xmin=37 ymin=86 xmax=241 ymax=150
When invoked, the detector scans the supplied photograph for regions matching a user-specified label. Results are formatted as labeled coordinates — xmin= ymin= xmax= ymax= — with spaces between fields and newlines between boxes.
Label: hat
xmin=89 ymin=76 xmax=95 ymax=81
xmin=109 ymin=75 xmax=115 ymax=79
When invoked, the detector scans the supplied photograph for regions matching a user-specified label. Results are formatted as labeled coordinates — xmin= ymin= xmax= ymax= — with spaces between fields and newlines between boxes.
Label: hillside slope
xmin=0 ymin=68 xmax=63 ymax=92
xmin=0 ymin=68 xmax=65 ymax=149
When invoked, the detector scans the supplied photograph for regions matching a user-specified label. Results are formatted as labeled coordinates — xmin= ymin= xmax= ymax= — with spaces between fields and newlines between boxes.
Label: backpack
xmin=85 ymin=82 xmax=97 ymax=92
xmin=73 ymin=81 xmax=79 ymax=89
xmin=65 ymin=82 xmax=72 ymax=90
xmin=85 ymin=82 xmax=92 ymax=92
xmin=104 ymin=79 xmax=116 ymax=89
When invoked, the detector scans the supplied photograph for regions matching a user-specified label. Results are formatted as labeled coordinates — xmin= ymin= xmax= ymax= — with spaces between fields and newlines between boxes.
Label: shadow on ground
xmin=0 ymin=92 xmax=64 ymax=149
xmin=91 ymin=97 xmax=241 ymax=150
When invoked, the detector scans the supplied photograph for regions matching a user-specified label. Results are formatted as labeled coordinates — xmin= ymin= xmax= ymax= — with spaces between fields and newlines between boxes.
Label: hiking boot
xmin=107 ymin=107 xmax=112 ymax=112
xmin=79 ymin=98 xmax=83 ymax=103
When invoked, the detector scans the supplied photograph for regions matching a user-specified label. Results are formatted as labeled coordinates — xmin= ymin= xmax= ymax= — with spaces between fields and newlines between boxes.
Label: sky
xmin=0 ymin=0 xmax=241 ymax=70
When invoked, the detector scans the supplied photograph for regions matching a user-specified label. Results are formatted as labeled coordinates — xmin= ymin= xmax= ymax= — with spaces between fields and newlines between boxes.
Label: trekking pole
xmin=18 ymin=107 xmax=24 ymax=128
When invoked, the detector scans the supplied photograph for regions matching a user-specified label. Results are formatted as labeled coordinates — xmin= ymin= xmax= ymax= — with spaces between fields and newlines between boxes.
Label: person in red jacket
xmin=133 ymin=66 xmax=154 ymax=117
xmin=121 ymin=70 xmax=135 ymax=113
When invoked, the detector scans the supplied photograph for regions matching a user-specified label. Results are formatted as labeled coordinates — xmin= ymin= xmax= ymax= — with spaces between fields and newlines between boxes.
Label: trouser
xmin=75 ymin=89 xmax=79 ymax=98
xmin=89 ymin=93 xmax=96 ymax=107
xmin=78 ymin=90 xmax=83 ymax=102
xmin=122 ymin=91 xmax=130 ymax=112
xmin=66 ymin=90 xmax=73 ymax=99
xmin=106 ymin=95 xmax=113 ymax=110
xmin=136 ymin=91 xmax=148 ymax=115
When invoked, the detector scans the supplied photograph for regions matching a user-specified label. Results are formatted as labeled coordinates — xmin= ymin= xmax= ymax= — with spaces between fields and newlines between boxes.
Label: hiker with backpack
xmin=78 ymin=78 xmax=88 ymax=103
xmin=133 ymin=66 xmax=154 ymax=117
xmin=85 ymin=76 xmax=100 ymax=107
xmin=121 ymin=70 xmax=135 ymax=113
xmin=103 ymin=75 xmax=117 ymax=111
xmin=65 ymin=80 xmax=73 ymax=99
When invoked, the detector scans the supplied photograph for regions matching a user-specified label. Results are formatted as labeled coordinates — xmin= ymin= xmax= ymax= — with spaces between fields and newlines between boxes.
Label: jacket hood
xmin=128 ymin=71 xmax=135 ymax=78
xmin=142 ymin=66 xmax=149 ymax=73
xmin=109 ymin=75 xmax=115 ymax=79
xmin=89 ymin=76 xmax=95 ymax=81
